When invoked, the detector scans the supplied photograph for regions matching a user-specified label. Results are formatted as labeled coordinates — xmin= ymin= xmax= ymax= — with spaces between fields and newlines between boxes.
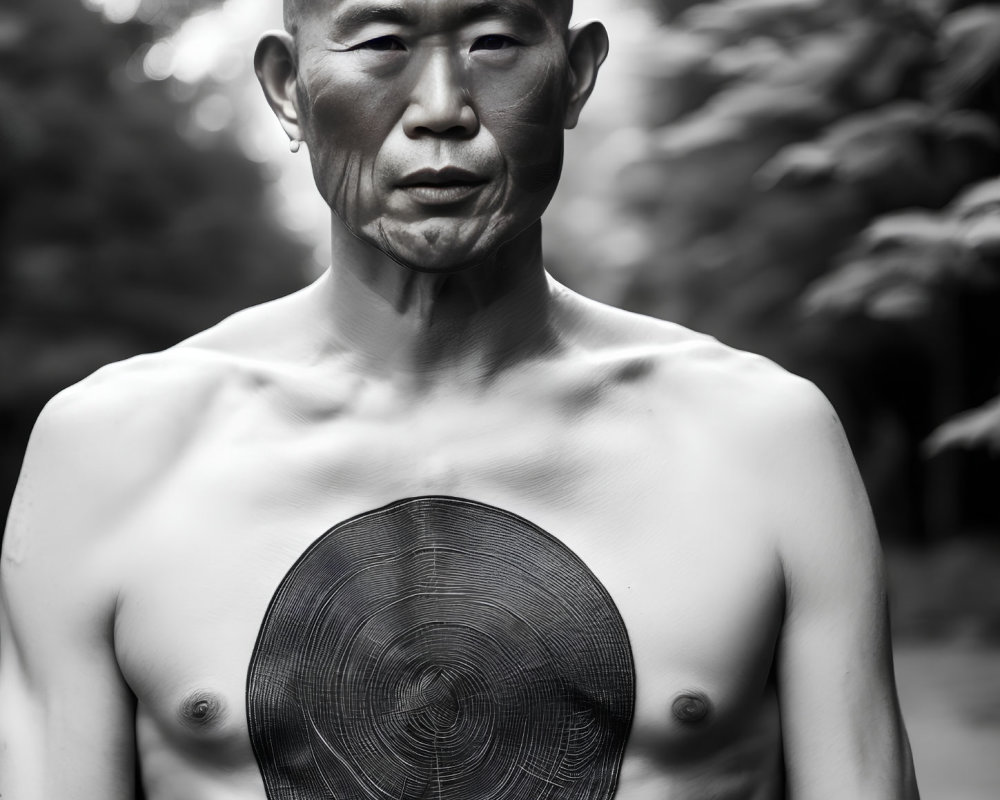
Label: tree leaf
xmin=949 ymin=176 xmax=1000 ymax=220
xmin=757 ymin=103 xmax=1000 ymax=206
xmin=960 ymin=215 xmax=1000 ymax=262
xmin=866 ymin=284 xmax=934 ymax=320
xmin=862 ymin=210 xmax=959 ymax=252
xmin=925 ymin=395 xmax=1000 ymax=456
xmin=657 ymin=81 xmax=836 ymax=156
xmin=679 ymin=0 xmax=835 ymax=46
xmin=928 ymin=5 xmax=1000 ymax=109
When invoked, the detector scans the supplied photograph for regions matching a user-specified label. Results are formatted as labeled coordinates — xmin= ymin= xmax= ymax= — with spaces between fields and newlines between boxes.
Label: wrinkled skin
xmin=269 ymin=1 xmax=585 ymax=272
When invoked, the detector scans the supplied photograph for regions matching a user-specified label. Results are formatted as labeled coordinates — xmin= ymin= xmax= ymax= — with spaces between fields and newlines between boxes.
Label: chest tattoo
xmin=247 ymin=496 xmax=635 ymax=800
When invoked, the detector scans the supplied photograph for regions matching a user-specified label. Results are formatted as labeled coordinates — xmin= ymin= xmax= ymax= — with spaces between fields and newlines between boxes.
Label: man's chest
xmin=112 ymin=413 xmax=784 ymax=788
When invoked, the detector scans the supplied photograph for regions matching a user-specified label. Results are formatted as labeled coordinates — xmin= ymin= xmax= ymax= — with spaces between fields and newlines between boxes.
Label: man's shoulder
xmin=562 ymin=297 xmax=844 ymax=472
xmin=4 ymin=289 xmax=324 ymax=571
xmin=42 ymin=283 xmax=314 ymax=436
xmin=569 ymin=297 xmax=827 ymax=425
xmin=42 ymin=346 xmax=240 ymax=434
xmin=576 ymin=306 xmax=863 ymax=551
xmin=23 ymin=347 xmax=251 ymax=515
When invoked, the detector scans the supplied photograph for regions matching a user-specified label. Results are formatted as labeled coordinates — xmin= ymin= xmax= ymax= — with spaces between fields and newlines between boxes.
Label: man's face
xmin=291 ymin=0 xmax=573 ymax=272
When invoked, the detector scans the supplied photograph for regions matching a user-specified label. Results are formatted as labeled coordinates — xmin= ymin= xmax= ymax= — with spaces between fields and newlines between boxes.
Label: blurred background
xmin=1 ymin=0 xmax=999 ymax=795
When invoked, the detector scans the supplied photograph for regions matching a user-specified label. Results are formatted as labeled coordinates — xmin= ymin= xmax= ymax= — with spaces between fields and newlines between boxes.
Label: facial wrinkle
xmin=336 ymin=153 xmax=359 ymax=223
xmin=247 ymin=496 xmax=635 ymax=800
xmin=347 ymin=154 xmax=366 ymax=237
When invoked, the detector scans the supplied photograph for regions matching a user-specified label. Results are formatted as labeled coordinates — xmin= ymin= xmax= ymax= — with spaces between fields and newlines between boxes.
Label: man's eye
xmin=352 ymin=36 xmax=405 ymax=52
xmin=471 ymin=35 xmax=518 ymax=51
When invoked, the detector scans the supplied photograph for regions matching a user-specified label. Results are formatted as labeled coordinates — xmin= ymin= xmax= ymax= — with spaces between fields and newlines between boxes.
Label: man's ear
xmin=255 ymin=30 xmax=303 ymax=143
xmin=563 ymin=21 xmax=609 ymax=130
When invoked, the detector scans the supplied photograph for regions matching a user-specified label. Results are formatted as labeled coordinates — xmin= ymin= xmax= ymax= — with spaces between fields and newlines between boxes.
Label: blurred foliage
xmin=130 ymin=0 xmax=228 ymax=29
xmin=926 ymin=395 xmax=1000 ymax=456
xmin=548 ymin=0 xmax=1000 ymax=540
xmin=0 ymin=0 xmax=309 ymax=512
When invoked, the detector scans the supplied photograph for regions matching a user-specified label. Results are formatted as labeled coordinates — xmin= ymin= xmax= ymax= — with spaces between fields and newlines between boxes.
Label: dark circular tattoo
xmin=247 ymin=496 xmax=635 ymax=800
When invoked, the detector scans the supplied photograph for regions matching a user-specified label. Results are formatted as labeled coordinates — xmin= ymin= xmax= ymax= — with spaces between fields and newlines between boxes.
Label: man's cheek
xmin=308 ymin=111 xmax=390 ymax=219
xmin=479 ymin=70 xmax=566 ymax=195
xmin=518 ymin=136 xmax=563 ymax=195
xmin=308 ymin=78 xmax=398 ymax=159
xmin=491 ymin=116 xmax=564 ymax=197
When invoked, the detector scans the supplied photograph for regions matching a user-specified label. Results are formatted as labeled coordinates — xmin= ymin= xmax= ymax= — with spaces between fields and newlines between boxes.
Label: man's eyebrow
xmin=455 ymin=0 xmax=548 ymax=28
xmin=330 ymin=1 xmax=548 ymax=34
xmin=331 ymin=3 xmax=419 ymax=33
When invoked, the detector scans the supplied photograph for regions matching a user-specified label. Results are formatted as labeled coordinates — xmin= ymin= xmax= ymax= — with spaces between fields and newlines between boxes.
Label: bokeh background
xmin=2 ymin=0 xmax=999 ymax=795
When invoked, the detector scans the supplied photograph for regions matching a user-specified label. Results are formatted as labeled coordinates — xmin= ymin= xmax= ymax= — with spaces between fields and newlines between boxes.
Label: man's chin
xmin=377 ymin=220 xmax=501 ymax=274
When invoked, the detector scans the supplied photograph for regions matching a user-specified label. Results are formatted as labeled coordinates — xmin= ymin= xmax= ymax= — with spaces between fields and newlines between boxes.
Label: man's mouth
xmin=398 ymin=167 xmax=489 ymax=205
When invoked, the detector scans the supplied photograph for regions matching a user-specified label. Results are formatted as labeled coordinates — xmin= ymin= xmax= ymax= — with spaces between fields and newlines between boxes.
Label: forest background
xmin=1 ymin=0 xmax=1000 ymax=795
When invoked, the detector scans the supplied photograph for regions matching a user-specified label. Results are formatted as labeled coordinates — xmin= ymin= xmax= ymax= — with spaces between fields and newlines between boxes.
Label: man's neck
xmin=313 ymin=218 xmax=561 ymax=388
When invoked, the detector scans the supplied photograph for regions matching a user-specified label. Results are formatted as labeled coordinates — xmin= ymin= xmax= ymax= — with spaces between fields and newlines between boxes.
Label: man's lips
xmin=397 ymin=167 xmax=489 ymax=205
xmin=399 ymin=167 xmax=487 ymax=186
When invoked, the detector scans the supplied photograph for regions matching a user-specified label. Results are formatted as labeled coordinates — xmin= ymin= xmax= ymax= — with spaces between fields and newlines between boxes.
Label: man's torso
xmin=70 ymin=291 xmax=791 ymax=799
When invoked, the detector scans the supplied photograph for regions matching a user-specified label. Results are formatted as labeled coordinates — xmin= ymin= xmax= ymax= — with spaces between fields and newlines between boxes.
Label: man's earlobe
xmin=564 ymin=21 xmax=610 ymax=130
xmin=255 ymin=31 xmax=303 ymax=144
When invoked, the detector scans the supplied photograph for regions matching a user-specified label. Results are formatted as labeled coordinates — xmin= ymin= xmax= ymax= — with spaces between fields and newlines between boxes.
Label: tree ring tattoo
xmin=247 ymin=496 xmax=635 ymax=800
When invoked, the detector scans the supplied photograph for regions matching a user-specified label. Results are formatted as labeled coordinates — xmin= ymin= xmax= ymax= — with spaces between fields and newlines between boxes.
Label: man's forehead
xmin=284 ymin=0 xmax=573 ymax=32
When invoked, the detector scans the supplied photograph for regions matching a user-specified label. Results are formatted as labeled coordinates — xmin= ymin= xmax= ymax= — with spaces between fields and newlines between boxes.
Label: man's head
xmin=282 ymin=0 xmax=576 ymax=39
xmin=257 ymin=0 xmax=607 ymax=273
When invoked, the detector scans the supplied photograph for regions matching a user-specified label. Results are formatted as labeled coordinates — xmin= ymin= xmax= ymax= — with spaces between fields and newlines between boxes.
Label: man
xmin=0 ymin=1 xmax=919 ymax=797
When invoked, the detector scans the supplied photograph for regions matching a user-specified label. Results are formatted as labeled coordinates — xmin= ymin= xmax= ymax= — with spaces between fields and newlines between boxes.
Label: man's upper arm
xmin=0 ymin=390 xmax=137 ymax=799
xmin=770 ymin=379 xmax=918 ymax=799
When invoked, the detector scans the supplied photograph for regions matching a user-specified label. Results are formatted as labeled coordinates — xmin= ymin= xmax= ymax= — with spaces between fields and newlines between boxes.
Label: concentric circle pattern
xmin=247 ymin=496 xmax=635 ymax=800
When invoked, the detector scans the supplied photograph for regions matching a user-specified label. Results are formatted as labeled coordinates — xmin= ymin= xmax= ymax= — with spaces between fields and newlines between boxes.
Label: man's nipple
xmin=671 ymin=692 xmax=712 ymax=725
xmin=179 ymin=691 xmax=225 ymax=729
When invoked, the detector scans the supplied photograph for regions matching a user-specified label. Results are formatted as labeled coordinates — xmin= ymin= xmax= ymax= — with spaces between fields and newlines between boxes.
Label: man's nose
xmin=402 ymin=50 xmax=479 ymax=139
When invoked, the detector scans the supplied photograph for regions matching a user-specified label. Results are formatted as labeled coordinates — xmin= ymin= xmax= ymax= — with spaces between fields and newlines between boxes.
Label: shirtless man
xmin=0 ymin=0 xmax=918 ymax=797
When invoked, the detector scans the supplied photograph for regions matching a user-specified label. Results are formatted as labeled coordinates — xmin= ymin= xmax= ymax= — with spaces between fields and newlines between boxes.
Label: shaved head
xmin=257 ymin=0 xmax=607 ymax=271
xmin=282 ymin=0 xmax=574 ymax=35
